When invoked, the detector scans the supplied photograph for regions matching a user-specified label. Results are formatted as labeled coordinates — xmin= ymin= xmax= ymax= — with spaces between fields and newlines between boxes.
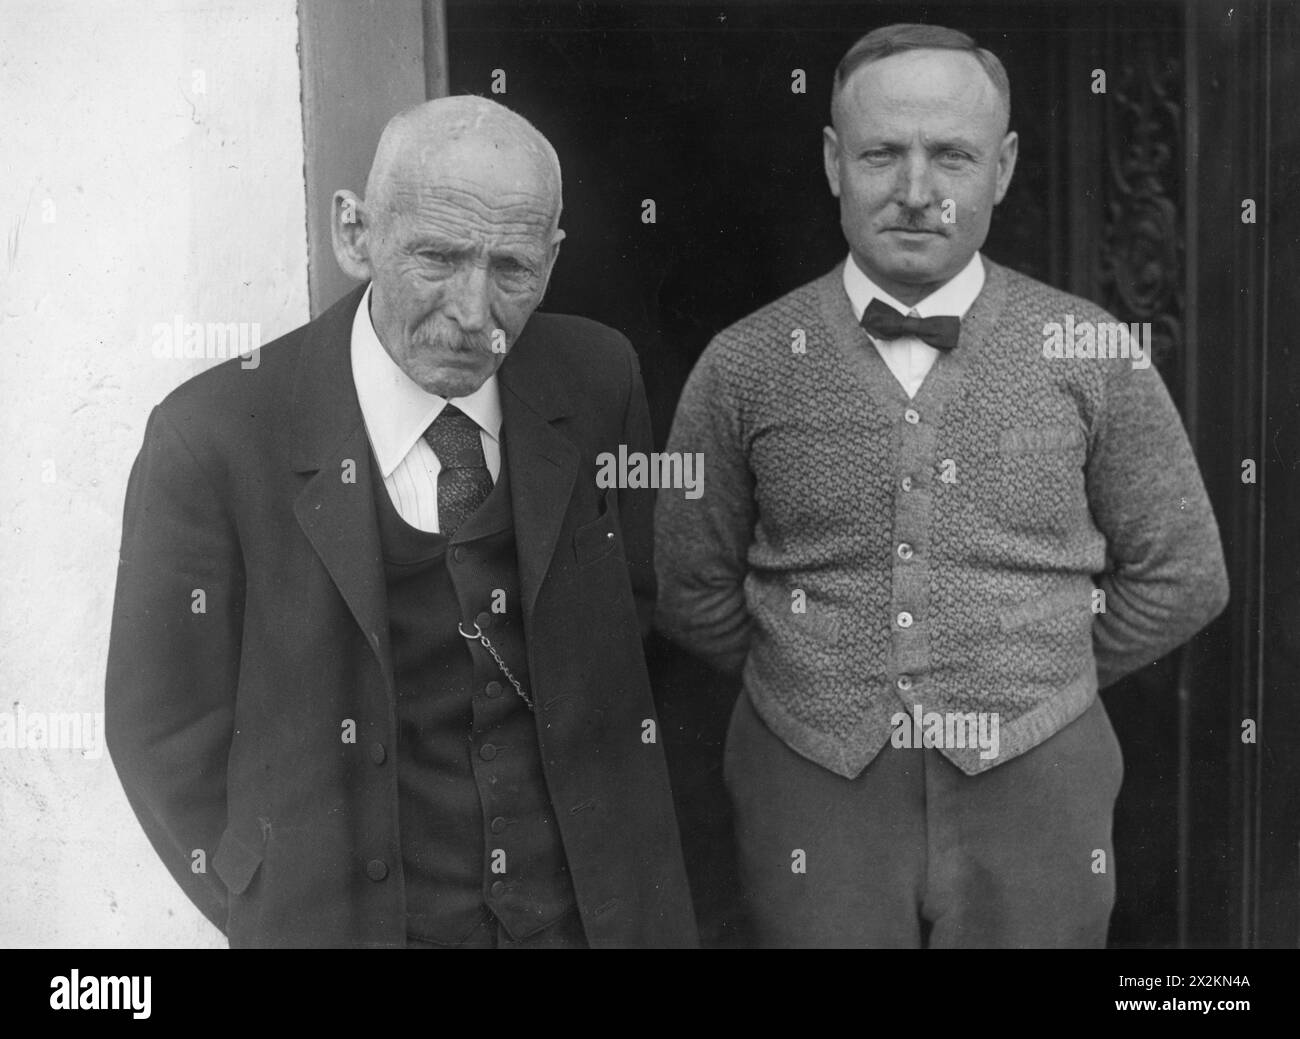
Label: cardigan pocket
xmin=999 ymin=585 xmax=1091 ymax=632
xmin=999 ymin=424 xmax=1086 ymax=455
xmin=746 ymin=580 xmax=843 ymax=646
xmin=991 ymin=424 xmax=1088 ymax=534
xmin=997 ymin=584 xmax=1096 ymax=689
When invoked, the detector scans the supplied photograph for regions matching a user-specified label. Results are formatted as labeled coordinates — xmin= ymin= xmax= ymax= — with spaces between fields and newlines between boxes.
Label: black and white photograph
xmin=1 ymin=0 xmax=1296 ymax=1010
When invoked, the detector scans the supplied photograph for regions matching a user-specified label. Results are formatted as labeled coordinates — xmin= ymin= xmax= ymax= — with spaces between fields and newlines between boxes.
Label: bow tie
xmin=860 ymin=298 xmax=961 ymax=352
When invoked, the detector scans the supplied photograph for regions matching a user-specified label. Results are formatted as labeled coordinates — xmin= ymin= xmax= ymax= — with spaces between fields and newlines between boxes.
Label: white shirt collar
xmin=350 ymin=283 xmax=502 ymax=479
xmin=842 ymin=251 xmax=986 ymax=322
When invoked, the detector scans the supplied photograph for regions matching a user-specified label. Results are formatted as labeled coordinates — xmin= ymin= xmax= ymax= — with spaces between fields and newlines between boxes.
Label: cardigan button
xmin=901 ymin=476 xmax=913 ymax=492
xmin=896 ymin=611 xmax=914 ymax=628
xmin=897 ymin=675 xmax=913 ymax=692
xmin=904 ymin=408 xmax=920 ymax=425
xmin=897 ymin=543 xmax=913 ymax=561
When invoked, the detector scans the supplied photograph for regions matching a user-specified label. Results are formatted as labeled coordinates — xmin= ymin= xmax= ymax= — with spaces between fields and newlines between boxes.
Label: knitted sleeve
xmin=1086 ymin=354 xmax=1230 ymax=687
xmin=653 ymin=336 xmax=757 ymax=675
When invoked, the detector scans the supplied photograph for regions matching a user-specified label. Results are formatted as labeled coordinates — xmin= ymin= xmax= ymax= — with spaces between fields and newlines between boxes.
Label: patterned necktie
xmin=861 ymin=297 xmax=962 ymax=351
xmin=423 ymin=404 xmax=493 ymax=538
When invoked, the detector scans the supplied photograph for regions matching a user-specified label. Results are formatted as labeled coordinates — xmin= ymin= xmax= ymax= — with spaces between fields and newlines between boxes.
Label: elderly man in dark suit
xmin=106 ymin=96 xmax=697 ymax=949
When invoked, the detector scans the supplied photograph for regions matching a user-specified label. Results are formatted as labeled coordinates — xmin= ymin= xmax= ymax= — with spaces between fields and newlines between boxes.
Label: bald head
xmin=364 ymin=96 xmax=563 ymax=236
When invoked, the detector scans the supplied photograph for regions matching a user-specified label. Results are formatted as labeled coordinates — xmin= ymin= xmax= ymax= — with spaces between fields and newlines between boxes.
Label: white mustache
xmin=413 ymin=329 xmax=492 ymax=353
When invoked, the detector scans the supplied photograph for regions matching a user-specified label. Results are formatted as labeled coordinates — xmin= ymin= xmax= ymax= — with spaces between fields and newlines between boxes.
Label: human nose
xmin=894 ymin=152 xmax=933 ymax=212
xmin=443 ymin=261 xmax=492 ymax=333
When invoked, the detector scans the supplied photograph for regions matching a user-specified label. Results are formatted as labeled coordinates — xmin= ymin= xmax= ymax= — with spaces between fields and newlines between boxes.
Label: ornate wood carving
xmin=1097 ymin=41 xmax=1185 ymax=377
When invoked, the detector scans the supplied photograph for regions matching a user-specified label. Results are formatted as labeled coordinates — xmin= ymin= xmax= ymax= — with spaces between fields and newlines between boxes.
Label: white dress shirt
xmin=842 ymin=251 xmax=986 ymax=398
xmin=350 ymin=284 xmax=502 ymax=533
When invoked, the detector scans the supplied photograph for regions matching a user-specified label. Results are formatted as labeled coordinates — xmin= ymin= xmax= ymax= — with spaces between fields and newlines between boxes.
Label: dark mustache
xmin=888 ymin=211 xmax=946 ymax=233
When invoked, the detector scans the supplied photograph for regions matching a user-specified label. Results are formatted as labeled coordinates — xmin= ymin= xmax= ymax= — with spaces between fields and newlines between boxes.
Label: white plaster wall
xmin=0 ymin=0 xmax=309 ymax=947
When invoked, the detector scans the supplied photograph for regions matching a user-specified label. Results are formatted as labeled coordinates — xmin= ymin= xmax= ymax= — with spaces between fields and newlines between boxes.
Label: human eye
xmin=493 ymin=256 xmax=536 ymax=285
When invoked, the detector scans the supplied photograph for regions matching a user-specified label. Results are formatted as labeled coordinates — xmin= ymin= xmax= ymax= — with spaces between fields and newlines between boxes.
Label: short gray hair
xmin=831 ymin=23 xmax=1011 ymax=129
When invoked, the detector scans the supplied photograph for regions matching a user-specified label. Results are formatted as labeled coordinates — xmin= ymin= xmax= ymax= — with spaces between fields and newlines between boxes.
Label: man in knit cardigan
xmin=654 ymin=24 xmax=1229 ymax=948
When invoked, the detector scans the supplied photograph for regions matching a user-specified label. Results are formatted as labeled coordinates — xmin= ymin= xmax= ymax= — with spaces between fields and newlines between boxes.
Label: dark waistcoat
xmin=371 ymin=447 xmax=577 ymax=944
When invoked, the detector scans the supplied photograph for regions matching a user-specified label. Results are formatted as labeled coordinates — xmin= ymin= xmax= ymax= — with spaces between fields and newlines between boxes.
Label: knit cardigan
xmin=654 ymin=258 xmax=1229 ymax=777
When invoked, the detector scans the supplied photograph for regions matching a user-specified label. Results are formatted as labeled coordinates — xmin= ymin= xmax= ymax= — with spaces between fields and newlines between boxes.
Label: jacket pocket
xmin=212 ymin=825 xmax=264 ymax=896
xmin=573 ymin=487 xmax=620 ymax=566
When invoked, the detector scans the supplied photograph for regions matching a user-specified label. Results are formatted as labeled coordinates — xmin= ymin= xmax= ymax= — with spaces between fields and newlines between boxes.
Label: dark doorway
xmin=443 ymin=0 xmax=1296 ymax=949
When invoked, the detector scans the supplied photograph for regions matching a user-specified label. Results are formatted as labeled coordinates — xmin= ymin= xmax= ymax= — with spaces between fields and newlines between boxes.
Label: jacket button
xmin=485 ymin=680 xmax=503 ymax=698
xmin=479 ymin=743 xmax=498 ymax=761
xmin=452 ymin=547 xmax=464 ymax=563
xmin=490 ymin=880 xmax=506 ymax=899
xmin=476 ymin=610 xmax=493 ymax=630
xmin=366 ymin=859 xmax=389 ymax=881
xmin=490 ymin=816 xmax=507 ymax=835
xmin=370 ymin=743 xmax=386 ymax=765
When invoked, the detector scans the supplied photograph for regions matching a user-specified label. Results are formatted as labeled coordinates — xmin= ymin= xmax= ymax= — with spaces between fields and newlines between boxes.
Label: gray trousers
xmin=725 ymin=692 xmax=1124 ymax=948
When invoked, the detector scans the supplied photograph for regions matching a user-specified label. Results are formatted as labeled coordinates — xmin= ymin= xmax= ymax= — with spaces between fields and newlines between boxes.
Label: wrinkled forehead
xmin=834 ymin=48 xmax=1007 ymax=138
xmin=379 ymin=140 xmax=559 ymax=243
xmin=415 ymin=136 xmax=554 ymax=195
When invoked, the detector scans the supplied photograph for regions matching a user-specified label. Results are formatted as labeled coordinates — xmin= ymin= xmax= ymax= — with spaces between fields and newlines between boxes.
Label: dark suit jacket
xmin=105 ymin=284 xmax=698 ymax=948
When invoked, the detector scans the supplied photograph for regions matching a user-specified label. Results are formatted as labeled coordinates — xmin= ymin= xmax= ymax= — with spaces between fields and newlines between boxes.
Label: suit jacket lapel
xmin=498 ymin=318 xmax=579 ymax=623
xmin=286 ymin=292 xmax=579 ymax=682
xmin=289 ymin=284 xmax=394 ymax=693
